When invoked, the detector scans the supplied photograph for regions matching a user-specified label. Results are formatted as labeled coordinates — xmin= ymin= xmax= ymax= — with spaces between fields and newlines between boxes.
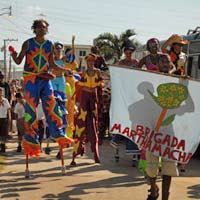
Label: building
xmin=64 ymin=44 xmax=92 ymax=70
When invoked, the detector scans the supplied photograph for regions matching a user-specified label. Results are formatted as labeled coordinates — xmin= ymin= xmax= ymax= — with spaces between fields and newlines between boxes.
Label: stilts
xmin=25 ymin=154 xmax=30 ymax=178
xmin=59 ymin=146 xmax=65 ymax=175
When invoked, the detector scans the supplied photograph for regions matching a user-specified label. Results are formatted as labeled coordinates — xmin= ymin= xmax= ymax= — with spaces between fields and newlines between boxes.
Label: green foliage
xmin=94 ymin=29 xmax=140 ymax=63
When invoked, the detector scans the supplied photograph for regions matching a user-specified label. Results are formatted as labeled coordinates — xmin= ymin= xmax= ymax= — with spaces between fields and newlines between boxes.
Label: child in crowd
xmin=14 ymin=92 xmax=25 ymax=152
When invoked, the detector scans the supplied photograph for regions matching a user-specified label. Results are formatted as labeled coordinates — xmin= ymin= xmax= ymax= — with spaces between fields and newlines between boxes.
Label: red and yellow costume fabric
xmin=64 ymin=61 xmax=78 ymax=136
xmin=72 ymin=69 xmax=103 ymax=161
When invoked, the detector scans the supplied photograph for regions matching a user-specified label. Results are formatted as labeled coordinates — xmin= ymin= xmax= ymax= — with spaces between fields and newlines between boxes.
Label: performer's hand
xmin=65 ymin=69 xmax=73 ymax=76
xmin=8 ymin=45 xmax=16 ymax=54
xmin=181 ymin=74 xmax=190 ymax=79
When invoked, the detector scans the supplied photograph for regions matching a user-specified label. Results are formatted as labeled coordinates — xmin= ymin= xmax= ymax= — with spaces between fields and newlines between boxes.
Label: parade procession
xmin=1 ymin=1 xmax=200 ymax=200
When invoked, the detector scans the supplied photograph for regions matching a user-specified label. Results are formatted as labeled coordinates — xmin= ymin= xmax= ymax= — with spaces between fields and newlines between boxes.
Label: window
xmin=79 ymin=50 xmax=86 ymax=57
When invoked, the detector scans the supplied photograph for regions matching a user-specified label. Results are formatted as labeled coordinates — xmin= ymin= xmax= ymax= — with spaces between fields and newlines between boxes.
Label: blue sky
xmin=1 ymin=0 xmax=200 ymax=68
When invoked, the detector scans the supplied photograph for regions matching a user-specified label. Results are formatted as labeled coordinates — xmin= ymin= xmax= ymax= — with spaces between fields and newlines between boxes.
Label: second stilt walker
xmin=71 ymin=53 xmax=104 ymax=166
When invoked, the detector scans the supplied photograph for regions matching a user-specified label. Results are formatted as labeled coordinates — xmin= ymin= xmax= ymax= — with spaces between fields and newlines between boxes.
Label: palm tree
xmin=94 ymin=29 xmax=140 ymax=64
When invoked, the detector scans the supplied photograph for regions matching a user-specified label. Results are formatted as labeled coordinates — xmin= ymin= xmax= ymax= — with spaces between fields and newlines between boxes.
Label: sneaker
xmin=16 ymin=145 xmax=22 ymax=152
xmin=44 ymin=147 xmax=51 ymax=155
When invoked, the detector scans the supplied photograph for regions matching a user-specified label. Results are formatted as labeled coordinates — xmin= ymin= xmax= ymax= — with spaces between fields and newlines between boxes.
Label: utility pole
xmin=0 ymin=6 xmax=12 ymax=16
xmin=1 ymin=5 xmax=14 ymax=81
xmin=3 ymin=38 xmax=18 ymax=81
xmin=9 ymin=54 xmax=12 ymax=81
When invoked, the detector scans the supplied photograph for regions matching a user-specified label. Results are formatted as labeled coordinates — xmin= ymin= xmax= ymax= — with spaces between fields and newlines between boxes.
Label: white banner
xmin=109 ymin=65 xmax=200 ymax=164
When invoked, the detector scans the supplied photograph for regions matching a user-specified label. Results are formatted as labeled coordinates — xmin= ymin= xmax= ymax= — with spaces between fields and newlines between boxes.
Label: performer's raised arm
xmin=10 ymin=41 xmax=28 ymax=65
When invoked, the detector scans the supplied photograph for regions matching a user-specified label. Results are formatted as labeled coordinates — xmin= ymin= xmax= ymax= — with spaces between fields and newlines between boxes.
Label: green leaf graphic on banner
xmin=161 ymin=114 xmax=176 ymax=126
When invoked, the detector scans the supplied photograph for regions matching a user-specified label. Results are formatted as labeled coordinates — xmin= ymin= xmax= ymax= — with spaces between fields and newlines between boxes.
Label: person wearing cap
xmin=119 ymin=42 xmax=140 ymax=166
xmin=52 ymin=41 xmax=68 ymax=121
xmin=110 ymin=41 xmax=140 ymax=165
xmin=44 ymin=41 xmax=66 ymax=156
xmin=48 ymin=39 xmax=75 ymax=158
xmin=161 ymin=34 xmax=188 ymax=76
xmin=70 ymin=53 xmax=104 ymax=166
xmin=118 ymin=44 xmax=139 ymax=68
xmin=0 ymin=87 xmax=11 ymax=153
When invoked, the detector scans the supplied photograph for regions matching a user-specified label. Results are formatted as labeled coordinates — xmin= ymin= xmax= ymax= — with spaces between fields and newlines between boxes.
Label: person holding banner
xmin=118 ymin=44 xmax=139 ymax=68
xmin=161 ymin=34 xmax=188 ymax=76
xmin=146 ymin=54 xmax=180 ymax=200
xmin=138 ymin=38 xmax=161 ymax=71
xmin=110 ymin=42 xmax=140 ymax=165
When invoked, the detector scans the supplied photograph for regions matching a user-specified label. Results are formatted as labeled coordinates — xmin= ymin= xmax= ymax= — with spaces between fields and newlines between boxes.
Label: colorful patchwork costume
xmin=22 ymin=38 xmax=67 ymax=157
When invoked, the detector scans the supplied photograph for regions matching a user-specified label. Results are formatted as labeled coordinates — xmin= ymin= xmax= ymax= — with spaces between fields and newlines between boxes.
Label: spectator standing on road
xmin=145 ymin=53 xmax=179 ymax=200
xmin=14 ymin=92 xmax=25 ymax=152
xmin=0 ymin=87 xmax=11 ymax=153
xmin=10 ymin=83 xmax=17 ymax=134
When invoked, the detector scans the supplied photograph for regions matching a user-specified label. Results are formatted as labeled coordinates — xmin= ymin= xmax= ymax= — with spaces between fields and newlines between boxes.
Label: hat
xmin=54 ymin=42 xmax=64 ymax=49
xmin=122 ymin=39 xmax=136 ymax=52
xmin=171 ymin=35 xmax=188 ymax=45
xmin=85 ymin=53 xmax=97 ymax=61
xmin=124 ymin=45 xmax=136 ymax=52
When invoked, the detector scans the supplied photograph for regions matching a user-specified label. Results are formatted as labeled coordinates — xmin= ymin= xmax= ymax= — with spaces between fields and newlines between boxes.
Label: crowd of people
xmin=0 ymin=18 xmax=192 ymax=200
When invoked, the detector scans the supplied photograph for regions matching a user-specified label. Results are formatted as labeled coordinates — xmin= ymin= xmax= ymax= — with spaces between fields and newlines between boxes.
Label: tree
xmin=94 ymin=29 xmax=140 ymax=64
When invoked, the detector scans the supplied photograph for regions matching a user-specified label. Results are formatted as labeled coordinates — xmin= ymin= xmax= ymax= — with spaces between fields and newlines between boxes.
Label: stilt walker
xmin=9 ymin=19 xmax=72 ymax=177
xmin=70 ymin=53 xmax=104 ymax=166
